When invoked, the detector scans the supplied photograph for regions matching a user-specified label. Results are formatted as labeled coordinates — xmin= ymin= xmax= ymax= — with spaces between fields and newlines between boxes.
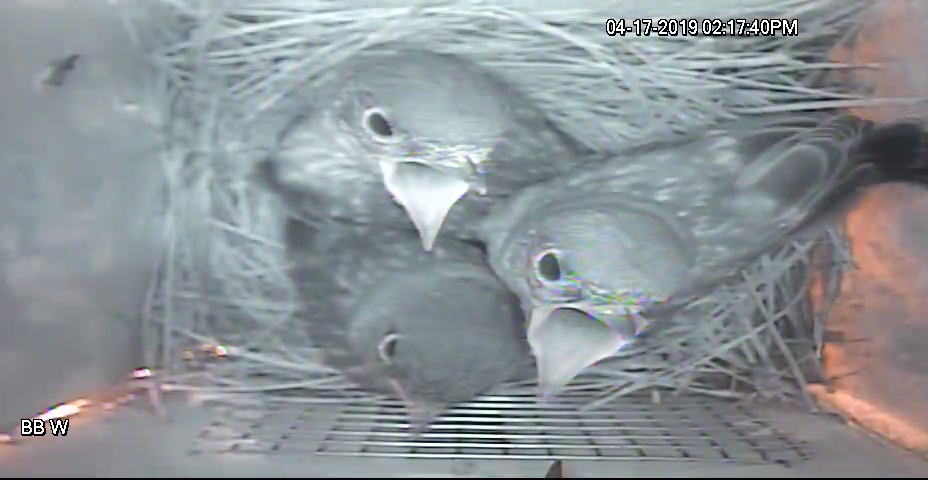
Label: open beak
xmin=527 ymin=304 xmax=646 ymax=397
xmin=379 ymin=157 xmax=477 ymax=252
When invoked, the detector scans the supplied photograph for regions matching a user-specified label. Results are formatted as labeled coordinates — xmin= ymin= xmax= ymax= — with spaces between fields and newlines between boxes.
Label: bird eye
xmin=378 ymin=332 xmax=401 ymax=364
xmin=533 ymin=250 xmax=563 ymax=283
xmin=362 ymin=108 xmax=394 ymax=140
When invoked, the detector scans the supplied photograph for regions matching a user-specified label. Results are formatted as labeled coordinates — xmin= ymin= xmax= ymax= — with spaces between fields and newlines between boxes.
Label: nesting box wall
xmin=816 ymin=1 xmax=928 ymax=453
xmin=0 ymin=0 xmax=927 ymax=469
xmin=811 ymin=184 xmax=928 ymax=453
xmin=0 ymin=1 xmax=158 ymax=425
xmin=834 ymin=1 xmax=928 ymax=124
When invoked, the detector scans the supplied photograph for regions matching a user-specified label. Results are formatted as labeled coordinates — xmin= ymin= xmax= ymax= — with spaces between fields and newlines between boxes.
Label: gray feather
xmin=283 ymin=218 xmax=532 ymax=408
xmin=265 ymin=46 xmax=593 ymax=241
xmin=480 ymin=114 xmax=923 ymax=322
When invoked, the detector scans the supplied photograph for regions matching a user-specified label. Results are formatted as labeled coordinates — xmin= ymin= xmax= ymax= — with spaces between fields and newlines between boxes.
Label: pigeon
xmin=264 ymin=47 xmax=592 ymax=252
xmin=479 ymin=114 xmax=928 ymax=396
xmin=283 ymin=217 xmax=533 ymax=430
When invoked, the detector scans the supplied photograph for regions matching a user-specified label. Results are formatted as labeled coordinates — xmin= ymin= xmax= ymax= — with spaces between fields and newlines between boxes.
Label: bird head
xmin=314 ymin=51 xmax=520 ymax=251
xmin=348 ymin=259 xmax=529 ymax=432
xmin=523 ymin=253 xmax=651 ymax=398
xmin=482 ymin=192 xmax=694 ymax=397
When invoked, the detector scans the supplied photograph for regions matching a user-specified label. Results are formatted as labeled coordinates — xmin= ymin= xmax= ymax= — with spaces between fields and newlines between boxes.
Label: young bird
xmin=479 ymin=114 xmax=928 ymax=396
xmin=283 ymin=218 xmax=533 ymax=431
xmin=263 ymin=46 xmax=592 ymax=252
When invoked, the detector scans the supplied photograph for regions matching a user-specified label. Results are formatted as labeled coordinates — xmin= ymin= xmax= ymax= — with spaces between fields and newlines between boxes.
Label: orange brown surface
xmin=811 ymin=184 xmax=928 ymax=455
xmin=818 ymin=2 xmax=928 ymax=454
xmin=832 ymin=1 xmax=928 ymax=123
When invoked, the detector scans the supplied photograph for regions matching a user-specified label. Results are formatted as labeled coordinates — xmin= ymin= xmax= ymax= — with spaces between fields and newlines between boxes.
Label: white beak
xmin=528 ymin=305 xmax=643 ymax=396
xmin=379 ymin=160 xmax=470 ymax=252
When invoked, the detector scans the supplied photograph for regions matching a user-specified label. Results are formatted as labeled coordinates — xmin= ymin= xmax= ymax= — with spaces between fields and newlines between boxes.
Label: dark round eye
xmin=363 ymin=108 xmax=394 ymax=139
xmin=378 ymin=332 xmax=400 ymax=364
xmin=534 ymin=250 xmax=562 ymax=282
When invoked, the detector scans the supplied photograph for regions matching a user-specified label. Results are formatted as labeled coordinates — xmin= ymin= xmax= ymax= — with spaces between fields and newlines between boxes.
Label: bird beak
xmin=378 ymin=158 xmax=473 ymax=252
xmin=405 ymin=401 xmax=444 ymax=435
xmin=385 ymin=376 xmax=443 ymax=434
xmin=527 ymin=304 xmax=644 ymax=396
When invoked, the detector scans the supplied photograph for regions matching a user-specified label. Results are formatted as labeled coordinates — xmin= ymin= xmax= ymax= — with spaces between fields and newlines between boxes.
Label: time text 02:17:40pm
xmin=606 ymin=18 xmax=799 ymax=37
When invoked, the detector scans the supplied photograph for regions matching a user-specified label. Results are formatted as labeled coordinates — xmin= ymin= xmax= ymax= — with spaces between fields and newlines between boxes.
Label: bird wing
xmin=484 ymin=113 xmax=870 ymax=301
xmin=481 ymin=113 xmax=928 ymax=395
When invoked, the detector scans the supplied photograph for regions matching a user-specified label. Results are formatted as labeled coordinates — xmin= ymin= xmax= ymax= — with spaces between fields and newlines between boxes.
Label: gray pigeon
xmin=283 ymin=218 xmax=532 ymax=430
xmin=479 ymin=115 xmax=928 ymax=396
xmin=264 ymin=47 xmax=592 ymax=252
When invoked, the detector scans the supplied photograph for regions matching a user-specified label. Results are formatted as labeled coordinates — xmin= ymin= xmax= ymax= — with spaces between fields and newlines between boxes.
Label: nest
xmin=120 ymin=0 xmax=892 ymax=412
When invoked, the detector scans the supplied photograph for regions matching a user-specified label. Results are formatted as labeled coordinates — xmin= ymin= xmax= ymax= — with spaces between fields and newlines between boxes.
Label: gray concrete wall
xmin=0 ymin=0 xmax=157 ymax=425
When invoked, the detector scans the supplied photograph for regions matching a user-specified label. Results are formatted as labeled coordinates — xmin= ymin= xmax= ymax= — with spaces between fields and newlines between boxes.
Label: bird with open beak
xmin=282 ymin=217 xmax=533 ymax=431
xmin=479 ymin=114 xmax=928 ymax=396
xmin=264 ymin=47 xmax=592 ymax=252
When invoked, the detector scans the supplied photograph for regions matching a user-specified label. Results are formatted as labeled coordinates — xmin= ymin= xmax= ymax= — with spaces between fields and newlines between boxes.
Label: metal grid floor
xmin=189 ymin=389 xmax=812 ymax=466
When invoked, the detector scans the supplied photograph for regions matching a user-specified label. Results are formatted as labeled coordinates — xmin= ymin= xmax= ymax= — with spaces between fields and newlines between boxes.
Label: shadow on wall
xmin=0 ymin=1 xmax=160 ymax=425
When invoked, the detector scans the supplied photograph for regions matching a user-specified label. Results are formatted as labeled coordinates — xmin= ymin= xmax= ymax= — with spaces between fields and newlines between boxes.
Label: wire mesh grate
xmin=189 ymin=389 xmax=812 ymax=466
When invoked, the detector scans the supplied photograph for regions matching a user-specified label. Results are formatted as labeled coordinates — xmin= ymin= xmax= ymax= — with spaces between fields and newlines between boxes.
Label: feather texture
xmin=479 ymin=114 xmax=928 ymax=392
xmin=283 ymin=218 xmax=532 ymax=424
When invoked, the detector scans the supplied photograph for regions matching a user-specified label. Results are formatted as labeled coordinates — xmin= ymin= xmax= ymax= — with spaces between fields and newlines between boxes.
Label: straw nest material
xmin=118 ymin=0 xmax=894 ymax=411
